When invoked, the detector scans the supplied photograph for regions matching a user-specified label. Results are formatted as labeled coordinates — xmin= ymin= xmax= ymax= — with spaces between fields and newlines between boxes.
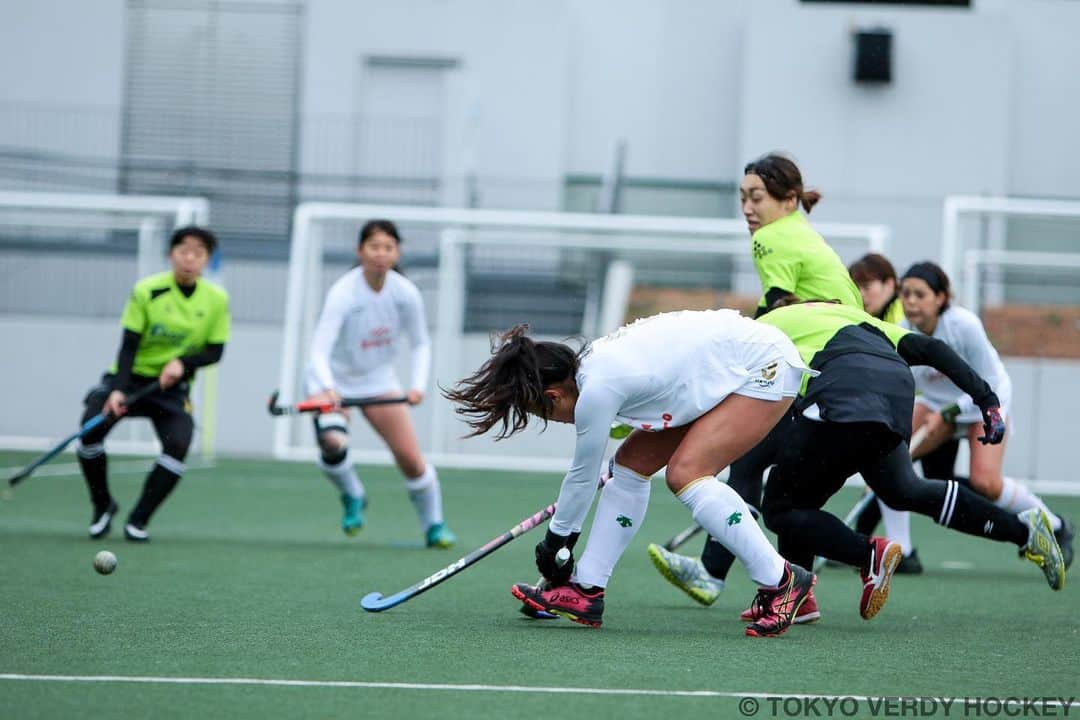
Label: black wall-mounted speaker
xmin=854 ymin=29 xmax=892 ymax=84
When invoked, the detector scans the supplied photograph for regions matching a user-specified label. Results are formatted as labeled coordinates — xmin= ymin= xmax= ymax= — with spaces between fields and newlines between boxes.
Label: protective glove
xmin=535 ymin=529 xmax=575 ymax=584
xmin=977 ymin=405 xmax=1005 ymax=445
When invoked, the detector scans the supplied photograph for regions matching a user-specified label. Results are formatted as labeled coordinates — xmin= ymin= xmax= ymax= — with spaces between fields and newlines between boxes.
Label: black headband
xmin=901 ymin=263 xmax=947 ymax=294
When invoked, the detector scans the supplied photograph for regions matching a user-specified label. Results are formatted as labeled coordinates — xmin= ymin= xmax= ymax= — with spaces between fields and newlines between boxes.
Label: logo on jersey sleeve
xmin=752 ymin=240 xmax=773 ymax=260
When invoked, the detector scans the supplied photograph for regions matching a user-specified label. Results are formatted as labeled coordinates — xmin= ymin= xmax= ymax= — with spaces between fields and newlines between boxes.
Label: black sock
xmin=701 ymin=536 xmax=735 ymax=579
xmin=77 ymin=447 xmax=111 ymax=510
xmin=128 ymin=461 xmax=182 ymax=527
xmin=936 ymin=480 xmax=1028 ymax=545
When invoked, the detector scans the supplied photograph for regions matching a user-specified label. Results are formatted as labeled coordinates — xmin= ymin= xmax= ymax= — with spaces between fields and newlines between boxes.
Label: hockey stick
xmin=267 ymin=391 xmax=408 ymax=416
xmin=812 ymin=424 xmax=931 ymax=571
xmin=361 ymin=501 xmax=556 ymax=612
xmin=7 ymin=381 xmax=161 ymax=487
xmin=661 ymin=522 xmax=705 ymax=552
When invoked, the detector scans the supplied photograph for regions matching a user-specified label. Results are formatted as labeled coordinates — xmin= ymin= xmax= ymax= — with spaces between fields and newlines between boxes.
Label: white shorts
xmin=733 ymin=357 xmax=814 ymax=402
xmin=914 ymin=373 xmax=1012 ymax=432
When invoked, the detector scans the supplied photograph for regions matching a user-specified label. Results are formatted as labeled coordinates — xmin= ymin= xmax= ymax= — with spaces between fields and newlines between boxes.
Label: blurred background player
xmin=446 ymin=310 xmax=818 ymax=637
xmin=889 ymin=262 xmax=1074 ymax=567
xmin=647 ymin=153 xmax=861 ymax=616
xmin=77 ymin=226 xmax=229 ymax=542
xmin=849 ymin=253 xmax=905 ymax=324
xmin=303 ymin=219 xmax=455 ymax=548
xmin=756 ymin=301 xmax=1065 ymax=623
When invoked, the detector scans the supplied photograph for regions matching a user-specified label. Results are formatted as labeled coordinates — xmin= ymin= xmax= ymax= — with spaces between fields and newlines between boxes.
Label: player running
xmin=303 ymin=219 xmax=455 ymax=548
xmin=446 ymin=309 xmax=826 ymax=637
xmin=647 ymin=153 xmax=861 ymax=615
xmin=754 ymin=301 xmax=1065 ymax=623
xmin=78 ymin=226 xmax=229 ymax=542
xmin=894 ymin=262 xmax=1074 ymax=567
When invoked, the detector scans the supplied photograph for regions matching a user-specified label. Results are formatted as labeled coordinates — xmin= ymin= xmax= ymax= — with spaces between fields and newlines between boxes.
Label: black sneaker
xmin=89 ymin=500 xmax=118 ymax=539
xmin=1054 ymin=517 xmax=1075 ymax=570
xmin=895 ymin=549 xmax=924 ymax=575
xmin=124 ymin=522 xmax=150 ymax=542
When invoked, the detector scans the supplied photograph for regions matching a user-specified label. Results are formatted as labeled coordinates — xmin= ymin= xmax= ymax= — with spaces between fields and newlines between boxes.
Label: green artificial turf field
xmin=1 ymin=451 xmax=1077 ymax=719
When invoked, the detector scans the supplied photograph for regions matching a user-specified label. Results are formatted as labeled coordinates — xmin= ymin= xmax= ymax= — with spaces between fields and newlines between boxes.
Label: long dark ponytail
xmin=443 ymin=324 xmax=585 ymax=439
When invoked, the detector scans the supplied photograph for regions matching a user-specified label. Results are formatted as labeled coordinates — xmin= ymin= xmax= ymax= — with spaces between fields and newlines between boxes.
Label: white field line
xmin=0 ymin=674 xmax=1075 ymax=708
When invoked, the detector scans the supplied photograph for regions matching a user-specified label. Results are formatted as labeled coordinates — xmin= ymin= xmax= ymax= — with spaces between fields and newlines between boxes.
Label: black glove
xmin=978 ymin=405 xmax=1005 ymax=445
xmin=535 ymin=529 xmax=575 ymax=584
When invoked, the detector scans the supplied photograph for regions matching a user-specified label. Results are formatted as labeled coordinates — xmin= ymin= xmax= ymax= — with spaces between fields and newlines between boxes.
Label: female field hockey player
xmin=898 ymin=261 xmax=1074 ymax=567
xmin=303 ymin=219 xmax=455 ymax=548
xmin=646 ymin=153 xmax=863 ymax=616
xmin=78 ymin=226 xmax=229 ymax=542
xmin=756 ymin=301 xmax=1065 ymax=622
xmin=446 ymin=309 xmax=827 ymax=637
xmin=846 ymin=252 xmax=923 ymax=573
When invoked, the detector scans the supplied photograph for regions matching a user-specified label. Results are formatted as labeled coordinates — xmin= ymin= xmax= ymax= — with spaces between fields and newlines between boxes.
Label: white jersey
xmin=305 ymin=268 xmax=431 ymax=398
xmin=903 ymin=305 xmax=1011 ymax=423
xmin=549 ymin=309 xmax=810 ymax=534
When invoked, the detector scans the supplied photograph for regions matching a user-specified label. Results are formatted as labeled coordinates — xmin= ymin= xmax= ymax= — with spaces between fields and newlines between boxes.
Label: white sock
xmin=877 ymin=500 xmax=913 ymax=555
xmin=318 ymin=451 xmax=363 ymax=499
xmin=573 ymin=463 xmax=651 ymax=588
xmin=995 ymin=476 xmax=1062 ymax=531
xmin=404 ymin=464 xmax=443 ymax=530
xmin=677 ymin=477 xmax=785 ymax=587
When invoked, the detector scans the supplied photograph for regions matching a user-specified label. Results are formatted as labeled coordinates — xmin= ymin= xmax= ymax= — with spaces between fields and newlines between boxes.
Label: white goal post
xmin=275 ymin=203 xmax=889 ymax=472
xmin=0 ymin=191 xmax=215 ymax=457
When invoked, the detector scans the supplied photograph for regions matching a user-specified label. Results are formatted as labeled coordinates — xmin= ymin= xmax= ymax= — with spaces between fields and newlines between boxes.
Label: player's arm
xmin=753 ymin=237 xmax=801 ymax=316
xmin=306 ymin=283 xmax=350 ymax=404
xmin=948 ymin=310 xmax=1002 ymax=419
xmin=175 ymin=293 xmax=230 ymax=380
xmin=894 ymin=331 xmax=1004 ymax=443
xmin=403 ymin=286 xmax=432 ymax=405
xmin=106 ymin=285 xmax=150 ymax=415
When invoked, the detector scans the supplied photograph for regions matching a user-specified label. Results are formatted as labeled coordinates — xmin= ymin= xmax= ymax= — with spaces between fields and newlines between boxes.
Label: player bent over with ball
xmin=756 ymin=302 xmax=1065 ymax=621
xmin=79 ymin=226 xmax=229 ymax=542
xmin=303 ymin=220 xmax=454 ymax=548
xmin=446 ymin=309 xmax=819 ymax=637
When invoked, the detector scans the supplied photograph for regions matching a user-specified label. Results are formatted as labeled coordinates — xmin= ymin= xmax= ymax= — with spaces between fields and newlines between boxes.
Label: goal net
xmin=943 ymin=195 xmax=1080 ymax=492
xmin=275 ymin=203 xmax=888 ymax=472
xmin=0 ymin=191 xmax=215 ymax=457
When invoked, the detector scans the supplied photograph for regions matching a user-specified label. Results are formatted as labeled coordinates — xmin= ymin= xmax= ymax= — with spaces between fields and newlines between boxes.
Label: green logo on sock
xmin=616 ymin=515 xmax=633 ymax=528
xmin=727 ymin=511 xmax=742 ymax=526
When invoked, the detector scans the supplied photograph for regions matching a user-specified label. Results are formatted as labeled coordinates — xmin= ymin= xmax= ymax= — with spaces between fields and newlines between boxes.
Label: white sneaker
xmin=124 ymin=523 xmax=150 ymax=542
xmin=647 ymin=543 xmax=724 ymax=606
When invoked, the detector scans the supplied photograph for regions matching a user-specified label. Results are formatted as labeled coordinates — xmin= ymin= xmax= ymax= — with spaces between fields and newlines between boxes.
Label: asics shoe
xmin=741 ymin=588 xmax=821 ymax=625
xmin=647 ymin=543 xmax=724 ymax=606
xmin=425 ymin=522 xmax=457 ymax=549
xmin=511 ymin=582 xmax=605 ymax=628
xmin=341 ymin=494 xmax=366 ymax=536
xmin=89 ymin=499 xmax=118 ymax=539
xmin=1020 ymin=509 xmax=1065 ymax=590
xmin=519 ymin=577 xmax=558 ymax=619
xmin=124 ymin=522 xmax=150 ymax=543
xmin=859 ymin=536 xmax=902 ymax=619
xmin=1053 ymin=516 xmax=1075 ymax=571
xmin=744 ymin=562 xmax=816 ymax=637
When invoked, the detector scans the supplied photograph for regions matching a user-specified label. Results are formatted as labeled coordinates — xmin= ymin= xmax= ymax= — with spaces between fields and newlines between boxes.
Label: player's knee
xmin=664 ymin=456 xmax=709 ymax=493
xmin=317 ymin=431 xmax=348 ymax=458
xmin=320 ymin=447 xmax=347 ymax=467
xmin=157 ymin=416 xmax=194 ymax=462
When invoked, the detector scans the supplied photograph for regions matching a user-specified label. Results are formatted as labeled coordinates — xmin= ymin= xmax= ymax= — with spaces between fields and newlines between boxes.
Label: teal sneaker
xmin=425 ymin=522 xmax=456 ymax=549
xmin=1019 ymin=508 xmax=1065 ymax=590
xmin=647 ymin=543 xmax=724 ymax=606
xmin=341 ymin=494 xmax=366 ymax=536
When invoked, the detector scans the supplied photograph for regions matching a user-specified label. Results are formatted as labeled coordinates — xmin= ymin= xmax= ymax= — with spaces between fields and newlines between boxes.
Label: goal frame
xmin=0 ymin=191 xmax=214 ymax=457
xmin=275 ymin=202 xmax=889 ymax=471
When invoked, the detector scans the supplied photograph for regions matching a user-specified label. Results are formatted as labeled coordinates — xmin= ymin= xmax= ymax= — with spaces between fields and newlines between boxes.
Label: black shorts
xmin=84 ymin=373 xmax=192 ymax=419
